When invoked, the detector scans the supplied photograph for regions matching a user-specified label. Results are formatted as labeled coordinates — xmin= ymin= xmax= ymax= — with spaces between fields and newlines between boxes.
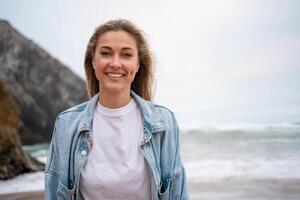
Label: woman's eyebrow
xmin=99 ymin=46 xmax=134 ymax=51
xmin=122 ymin=47 xmax=134 ymax=51
xmin=99 ymin=46 xmax=111 ymax=50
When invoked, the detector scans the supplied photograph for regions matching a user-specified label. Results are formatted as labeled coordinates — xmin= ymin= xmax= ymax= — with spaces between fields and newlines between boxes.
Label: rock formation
xmin=0 ymin=20 xmax=88 ymax=144
xmin=0 ymin=80 xmax=44 ymax=180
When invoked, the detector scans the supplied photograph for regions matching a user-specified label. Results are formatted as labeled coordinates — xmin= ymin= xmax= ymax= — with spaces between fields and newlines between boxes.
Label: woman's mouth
xmin=105 ymin=72 xmax=125 ymax=78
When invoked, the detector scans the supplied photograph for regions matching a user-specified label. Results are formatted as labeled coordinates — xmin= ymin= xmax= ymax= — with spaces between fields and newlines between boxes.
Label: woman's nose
xmin=110 ymin=55 xmax=121 ymax=68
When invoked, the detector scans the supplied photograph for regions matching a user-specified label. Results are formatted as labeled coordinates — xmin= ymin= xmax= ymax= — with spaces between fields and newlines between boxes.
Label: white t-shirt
xmin=79 ymin=98 xmax=152 ymax=200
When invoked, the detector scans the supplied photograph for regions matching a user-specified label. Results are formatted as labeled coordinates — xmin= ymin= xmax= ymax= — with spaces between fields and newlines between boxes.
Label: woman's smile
xmin=105 ymin=72 xmax=125 ymax=79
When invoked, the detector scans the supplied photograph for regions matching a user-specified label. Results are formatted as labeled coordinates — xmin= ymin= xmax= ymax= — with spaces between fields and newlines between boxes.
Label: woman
xmin=45 ymin=19 xmax=188 ymax=200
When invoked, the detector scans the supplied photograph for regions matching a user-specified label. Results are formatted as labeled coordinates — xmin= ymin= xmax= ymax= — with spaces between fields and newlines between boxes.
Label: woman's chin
xmin=101 ymin=85 xmax=129 ymax=94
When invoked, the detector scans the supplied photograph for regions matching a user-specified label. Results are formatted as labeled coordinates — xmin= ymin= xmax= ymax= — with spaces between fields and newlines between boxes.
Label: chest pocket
xmin=57 ymin=181 xmax=76 ymax=200
xmin=158 ymin=177 xmax=172 ymax=200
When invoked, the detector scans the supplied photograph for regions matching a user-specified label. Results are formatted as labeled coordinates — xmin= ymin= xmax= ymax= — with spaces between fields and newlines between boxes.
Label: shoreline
xmin=188 ymin=178 xmax=300 ymax=200
xmin=0 ymin=191 xmax=44 ymax=200
xmin=1 ymin=178 xmax=300 ymax=200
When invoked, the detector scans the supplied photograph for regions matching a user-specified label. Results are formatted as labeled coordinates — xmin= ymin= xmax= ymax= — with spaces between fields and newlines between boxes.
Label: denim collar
xmin=77 ymin=90 xmax=166 ymax=137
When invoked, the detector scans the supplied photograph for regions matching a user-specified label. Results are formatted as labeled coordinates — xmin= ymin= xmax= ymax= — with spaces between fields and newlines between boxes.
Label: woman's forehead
xmin=97 ymin=31 xmax=138 ymax=50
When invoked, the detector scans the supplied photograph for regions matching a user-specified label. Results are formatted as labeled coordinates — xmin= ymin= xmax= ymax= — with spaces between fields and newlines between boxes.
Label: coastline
xmin=1 ymin=178 xmax=300 ymax=200
xmin=188 ymin=178 xmax=300 ymax=200
xmin=0 ymin=191 xmax=44 ymax=200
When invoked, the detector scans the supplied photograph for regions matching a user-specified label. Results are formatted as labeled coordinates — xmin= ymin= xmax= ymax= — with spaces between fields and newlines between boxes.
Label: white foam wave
xmin=180 ymin=121 xmax=300 ymax=132
xmin=184 ymin=157 xmax=300 ymax=181
xmin=0 ymin=172 xmax=44 ymax=194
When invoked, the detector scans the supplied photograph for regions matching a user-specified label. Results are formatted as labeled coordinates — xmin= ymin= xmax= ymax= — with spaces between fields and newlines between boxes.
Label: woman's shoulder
xmin=58 ymin=101 xmax=89 ymax=117
xmin=54 ymin=101 xmax=90 ymax=126
xmin=136 ymin=96 xmax=174 ymax=117
xmin=51 ymin=101 xmax=91 ymax=139
xmin=132 ymin=91 xmax=174 ymax=116
xmin=153 ymin=103 xmax=174 ymax=115
xmin=139 ymin=98 xmax=178 ymax=128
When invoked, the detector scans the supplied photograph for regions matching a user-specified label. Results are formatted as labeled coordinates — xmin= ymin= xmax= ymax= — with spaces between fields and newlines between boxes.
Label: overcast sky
xmin=1 ymin=0 xmax=299 ymax=128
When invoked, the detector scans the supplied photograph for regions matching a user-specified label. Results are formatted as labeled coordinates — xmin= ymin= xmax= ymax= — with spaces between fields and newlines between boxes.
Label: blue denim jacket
xmin=45 ymin=91 xmax=189 ymax=200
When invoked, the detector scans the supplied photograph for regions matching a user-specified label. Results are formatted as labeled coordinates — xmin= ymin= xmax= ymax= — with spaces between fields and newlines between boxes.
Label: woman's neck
xmin=99 ymin=90 xmax=132 ymax=108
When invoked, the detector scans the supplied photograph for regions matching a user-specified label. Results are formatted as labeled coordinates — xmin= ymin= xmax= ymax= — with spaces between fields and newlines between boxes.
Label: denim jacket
xmin=45 ymin=91 xmax=189 ymax=200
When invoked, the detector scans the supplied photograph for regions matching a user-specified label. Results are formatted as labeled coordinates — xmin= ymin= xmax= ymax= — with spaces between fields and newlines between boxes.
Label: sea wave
xmin=0 ymin=172 xmax=44 ymax=194
xmin=184 ymin=157 xmax=300 ymax=181
xmin=180 ymin=121 xmax=300 ymax=133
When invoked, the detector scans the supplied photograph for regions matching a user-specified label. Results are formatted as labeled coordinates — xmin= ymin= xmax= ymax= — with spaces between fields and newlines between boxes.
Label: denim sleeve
xmin=170 ymin=115 xmax=189 ymax=200
xmin=44 ymin=119 xmax=60 ymax=200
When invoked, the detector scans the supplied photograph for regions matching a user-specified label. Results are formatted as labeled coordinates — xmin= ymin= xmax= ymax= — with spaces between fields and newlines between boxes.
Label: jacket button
xmin=81 ymin=150 xmax=87 ymax=155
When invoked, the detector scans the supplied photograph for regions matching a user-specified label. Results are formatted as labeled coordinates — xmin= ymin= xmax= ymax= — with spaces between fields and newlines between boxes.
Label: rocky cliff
xmin=0 ymin=20 xmax=88 ymax=144
xmin=0 ymin=80 xmax=44 ymax=179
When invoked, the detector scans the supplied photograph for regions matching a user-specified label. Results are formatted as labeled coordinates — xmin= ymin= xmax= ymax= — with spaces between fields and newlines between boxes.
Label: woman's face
xmin=92 ymin=30 xmax=139 ymax=96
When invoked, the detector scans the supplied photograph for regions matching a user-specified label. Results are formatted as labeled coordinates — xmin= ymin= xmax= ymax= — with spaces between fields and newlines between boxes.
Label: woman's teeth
xmin=106 ymin=73 xmax=124 ymax=78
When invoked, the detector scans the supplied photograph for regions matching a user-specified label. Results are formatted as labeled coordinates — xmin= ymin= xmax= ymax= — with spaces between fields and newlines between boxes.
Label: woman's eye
xmin=100 ymin=52 xmax=111 ymax=56
xmin=123 ymin=53 xmax=132 ymax=57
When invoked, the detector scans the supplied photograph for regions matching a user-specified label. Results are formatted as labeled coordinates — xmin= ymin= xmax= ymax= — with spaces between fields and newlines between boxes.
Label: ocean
xmin=9 ymin=122 xmax=300 ymax=199
xmin=181 ymin=122 xmax=300 ymax=199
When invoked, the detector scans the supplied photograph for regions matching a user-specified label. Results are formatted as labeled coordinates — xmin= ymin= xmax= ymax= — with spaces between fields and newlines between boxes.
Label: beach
xmin=1 ymin=124 xmax=300 ymax=199
xmin=0 ymin=191 xmax=44 ymax=200
xmin=188 ymin=178 xmax=300 ymax=200
xmin=1 ymin=178 xmax=300 ymax=200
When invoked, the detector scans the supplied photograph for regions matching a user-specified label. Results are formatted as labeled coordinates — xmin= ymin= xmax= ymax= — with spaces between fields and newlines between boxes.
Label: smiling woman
xmin=92 ymin=31 xmax=139 ymax=108
xmin=44 ymin=19 xmax=189 ymax=200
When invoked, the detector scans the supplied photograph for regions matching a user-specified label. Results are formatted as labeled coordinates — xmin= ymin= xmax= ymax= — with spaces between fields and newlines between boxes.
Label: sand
xmin=1 ymin=179 xmax=300 ymax=200
xmin=0 ymin=191 xmax=44 ymax=200
xmin=188 ymin=178 xmax=300 ymax=200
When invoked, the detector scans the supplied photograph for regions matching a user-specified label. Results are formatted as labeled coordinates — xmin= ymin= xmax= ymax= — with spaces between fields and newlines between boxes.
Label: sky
xmin=1 ymin=0 xmax=299 ymax=128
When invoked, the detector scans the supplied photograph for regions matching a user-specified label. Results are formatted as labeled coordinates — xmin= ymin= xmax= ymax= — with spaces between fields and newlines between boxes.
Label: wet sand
xmin=0 ymin=191 xmax=44 ymax=200
xmin=1 ymin=179 xmax=300 ymax=200
xmin=189 ymin=178 xmax=300 ymax=200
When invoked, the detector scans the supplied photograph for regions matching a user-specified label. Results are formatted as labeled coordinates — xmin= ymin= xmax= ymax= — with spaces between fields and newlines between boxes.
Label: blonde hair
xmin=84 ymin=19 xmax=154 ymax=101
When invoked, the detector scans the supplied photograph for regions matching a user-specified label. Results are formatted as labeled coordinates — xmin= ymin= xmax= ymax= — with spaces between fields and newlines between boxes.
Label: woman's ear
xmin=136 ymin=65 xmax=140 ymax=72
xmin=92 ymin=58 xmax=95 ymax=69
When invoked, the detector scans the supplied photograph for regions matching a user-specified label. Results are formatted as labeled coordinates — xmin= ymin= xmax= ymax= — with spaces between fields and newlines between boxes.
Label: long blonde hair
xmin=84 ymin=19 xmax=154 ymax=101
